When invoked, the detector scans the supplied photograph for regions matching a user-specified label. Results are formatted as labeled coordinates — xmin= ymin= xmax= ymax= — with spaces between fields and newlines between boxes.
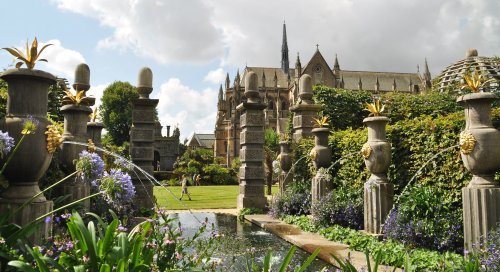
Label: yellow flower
xmin=309 ymin=149 xmax=317 ymax=160
xmin=45 ymin=124 xmax=63 ymax=154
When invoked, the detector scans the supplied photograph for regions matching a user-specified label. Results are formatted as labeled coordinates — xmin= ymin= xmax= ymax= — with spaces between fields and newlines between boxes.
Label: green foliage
xmin=0 ymin=79 xmax=7 ymax=119
xmin=289 ymin=139 xmax=314 ymax=194
xmin=99 ymin=81 xmax=139 ymax=146
xmin=47 ymin=79 xmax=66 ymax=122
xmin=243 ymin=245 xmax=321 ymax=272
xmin=238 ymin=208 xmax=264 ymax=222
xmin=313 ymin=86 xmax=372 ymax=130
xmin=283 ymin=215 xmax=466 ymax=271
xmin=382 ymin=91 xmax=461 ymax=123
xmin=202 ymin=163 xmax=237 ymax=185
xmin=264 ymin=128 xmax=279 ymax=153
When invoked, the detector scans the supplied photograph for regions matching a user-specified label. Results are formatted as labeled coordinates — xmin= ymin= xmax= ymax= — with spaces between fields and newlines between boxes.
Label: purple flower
xmin=114 ymin=157 xmax=134 ymax=171
xmin=0 ymin=130 xmax=14 ymax=158
xmin=76 ymin=150 xmax=105 ymax=184
xmin=99 ymin=169 xmax=135 ymax=208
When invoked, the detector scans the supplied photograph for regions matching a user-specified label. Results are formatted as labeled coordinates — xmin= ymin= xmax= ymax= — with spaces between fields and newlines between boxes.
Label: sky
xmin=0 ymin=0 xmax=499 ymax=141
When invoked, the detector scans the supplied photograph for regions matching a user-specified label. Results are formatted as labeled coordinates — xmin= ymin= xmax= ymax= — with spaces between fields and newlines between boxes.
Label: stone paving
xmin=245 ymin=214 xmax=399 ymax=271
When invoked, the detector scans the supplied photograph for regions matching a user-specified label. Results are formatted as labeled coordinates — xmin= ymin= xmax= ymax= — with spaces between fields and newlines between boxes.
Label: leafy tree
xmin=47 ymin=78 xmax=67 ymax=122
xmin=99 ymin=81 xmax=139 ymax=146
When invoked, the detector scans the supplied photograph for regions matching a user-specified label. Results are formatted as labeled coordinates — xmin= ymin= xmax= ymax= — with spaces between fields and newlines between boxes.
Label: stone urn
xmin=87 ymin=121 xmax=104 ymax=150
xmin=362 ymin=116 xmax=391 ymax=180
xmin=0 ymin=69 xmax=55 ymax=199
xmin=362 ymin=116 xmax=393 ymax=235
xmin=0 ymin=68 xmax=56 ymax=241
xmin=310 ymin=127 xmax=331 ymax=169
xmin=457 ymin=92 xmax=500 ymax=187
xmin=279 ymin=141 xmax=292 ymax=172
xmin=310 ymin=127 xmax=332 ymax=204
xmin=457 ymin=92 xmax=500 ymax=252
xmin=278 ymin=141 xmax=292 ymax=194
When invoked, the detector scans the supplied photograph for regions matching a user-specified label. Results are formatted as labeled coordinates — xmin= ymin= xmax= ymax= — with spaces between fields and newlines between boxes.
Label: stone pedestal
xmin=0 ymin=199 xmax=53 ymax=242
xmin=311 ymin=171 xmax=330 ymax=205
xmin=362 ymin=116 xmax=393 ymax=235
xmin=290 ymin=75 xmax=321 ymax=142
xmin=87 ymin=122 xmax=104 ymax=148
xmin=463 ymin=185 xmax=500 ymax=250
xmin=237 ymin=72 xmax=267 ymax=210
xmin=130 ymin=98 xmax=158 ymax=210
xmin=364 ymin=175 xmax=393 ymax=234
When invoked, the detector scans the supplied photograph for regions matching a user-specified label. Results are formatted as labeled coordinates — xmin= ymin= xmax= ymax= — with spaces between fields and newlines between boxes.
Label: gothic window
xmin=281 ymin=98 xmax=287 ymax=110
xmin=313 ymin=64 xmax=323 ymax=85
xmin=228 ymin=100 xmax=233 ymax=117
xmin=268 ymin=100 xmax=274 ymax=110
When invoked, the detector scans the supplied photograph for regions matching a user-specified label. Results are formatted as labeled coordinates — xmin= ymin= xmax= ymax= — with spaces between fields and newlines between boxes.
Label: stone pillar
xmin=289 ymin=75 xmax=321 ymax=142
xmin=87 ymin=122 xmax=104 ymax=149
xmin=310 ymin=127 xmax=331 ymax=205
xmin=362 ymin=116 xmax=393 ymax=235
xmin=130 ymin=67 xmax=159 ymax=210
xmin=278 ymin=141 xmax=292 ymax=195
xmin=236 ymin=71 xmax=267 ymax=210
xmin=60 ymin=63 xmax=94 ymax=210
xmin=457 ymin=93 xmax=500 ymax=252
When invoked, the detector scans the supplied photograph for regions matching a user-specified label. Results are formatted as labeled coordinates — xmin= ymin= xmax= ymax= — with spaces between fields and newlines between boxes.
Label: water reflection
xmin=172 ymin=212 xmax=333 ymax=271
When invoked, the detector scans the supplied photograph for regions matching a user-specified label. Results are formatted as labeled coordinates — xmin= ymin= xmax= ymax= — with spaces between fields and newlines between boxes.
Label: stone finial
xmin=466 ymin=48 xmax=478 ymax=58
xmin=244 ymin=71 xmax=260 ymax=103
xmin=299 ymin=74 xmax=313 ymax=103
xmin=73 ymin=63 xmax=90 ymax=92
xmin=137 ymin=67 xmax=153 ymax=98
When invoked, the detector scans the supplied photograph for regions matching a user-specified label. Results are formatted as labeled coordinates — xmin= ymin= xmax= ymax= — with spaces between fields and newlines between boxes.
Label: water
xmin=171 ymin=212 xmax=333 ymax=271
xmin=62 ymin=141 xmax=334 ymax=269
xmin=382 ymin=144 xmax=459 ymax=229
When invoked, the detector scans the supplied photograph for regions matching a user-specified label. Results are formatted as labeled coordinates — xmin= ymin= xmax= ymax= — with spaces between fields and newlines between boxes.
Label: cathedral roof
xmin=339 ymin=70 xmax=420 ymax=92
xmin=242 ymin=67 xmax=294 ymax=88
xmin=187 ymin=133 xmax=215 ymax=149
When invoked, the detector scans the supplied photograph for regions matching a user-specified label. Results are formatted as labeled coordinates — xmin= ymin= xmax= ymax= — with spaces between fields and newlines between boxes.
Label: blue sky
xmin=1 ymin=0 xmax=499 ymax=141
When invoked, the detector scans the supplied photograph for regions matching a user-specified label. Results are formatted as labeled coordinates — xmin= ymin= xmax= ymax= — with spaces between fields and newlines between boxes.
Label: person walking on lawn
xmin=179 ymin=174 xmax=191 ymax=200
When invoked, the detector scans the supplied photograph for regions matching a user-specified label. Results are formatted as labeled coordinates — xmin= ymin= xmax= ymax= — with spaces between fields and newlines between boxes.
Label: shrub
xmin=202 ymin=164 xmax=237 ymax=185
xmin=311 ymin=189 xmax=363 ymax=230
xmin=268 ymin=192 xmax=311 ymax=218
xmin=383 ymin=186 xmax=463 ymax=253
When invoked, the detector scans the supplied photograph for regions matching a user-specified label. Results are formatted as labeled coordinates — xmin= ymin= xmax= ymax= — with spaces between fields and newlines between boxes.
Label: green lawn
xmin=154 ymin=185 xmax=278 ymax=209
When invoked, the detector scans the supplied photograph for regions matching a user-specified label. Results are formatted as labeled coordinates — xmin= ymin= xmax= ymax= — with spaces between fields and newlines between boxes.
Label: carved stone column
xmin=362 ymin=116 xmax=393 ymax=235
xmin=289 ymin=75 xmax=321 ymax=142
xmin=457 ymin=93 xmax=500 ymax=252
xmin=60 ymin=63 xmax=94 ymax=210
xmin=236 ymin=71 xmax=267 ymax=209
xmin=130 ymin=67 xmax=159 ymax=210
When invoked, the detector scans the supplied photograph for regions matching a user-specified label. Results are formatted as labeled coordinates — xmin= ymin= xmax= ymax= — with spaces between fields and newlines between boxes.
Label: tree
xmin=100 ymin=81 xmax=139 ymax=146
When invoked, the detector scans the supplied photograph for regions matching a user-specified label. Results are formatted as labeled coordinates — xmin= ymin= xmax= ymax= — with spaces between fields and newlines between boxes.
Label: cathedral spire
xmin=218 ymin=84 xmax=223 ymax=101
xmin=334 ymin=54 xmax=340 ymax=71
xmin=281 ymin=22 xmax=289 ymax=74
xmin=225 ymin=73 xmax=230 ymax=90
xmin=423 ymin=58 xmax=432 ymax=89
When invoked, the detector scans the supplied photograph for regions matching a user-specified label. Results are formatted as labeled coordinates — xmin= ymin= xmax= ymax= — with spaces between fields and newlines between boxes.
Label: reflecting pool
xmin=169 ymin=212 xmax=333 ymax=271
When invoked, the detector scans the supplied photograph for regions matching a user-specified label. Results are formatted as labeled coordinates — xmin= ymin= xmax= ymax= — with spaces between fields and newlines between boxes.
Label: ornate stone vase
xmin=0 ymin=69 xmax=56 ymax=200
xmin=362 ymin=116 xmax=391 ymax=180
xmin=310 ymin=127 xmax=331 ymax=169
xmin=457 ymin=92 xmax=500 ymax=187
xmin=278 ymin=141 xmax=292 ymax=172
xmin=87 ymin=121 xmax=104 ymax=149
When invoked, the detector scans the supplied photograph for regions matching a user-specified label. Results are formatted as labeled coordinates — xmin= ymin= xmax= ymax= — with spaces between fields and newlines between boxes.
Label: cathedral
xmin=214 ymin=23 xmax=431 ymax=166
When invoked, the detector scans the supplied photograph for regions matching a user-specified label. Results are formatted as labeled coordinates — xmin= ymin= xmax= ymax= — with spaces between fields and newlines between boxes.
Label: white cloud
xmin=203 ymin=68 xmax=225 ymax=84
xmin=86 ymin=83 xmax=107 ymax=109
xmin=52 ymin=0 xmax=224 ymax=64
xmin=52 ymin=0 xmax=500 ymax=77
xmin=153 ymin=78 xmax=217 ymax=140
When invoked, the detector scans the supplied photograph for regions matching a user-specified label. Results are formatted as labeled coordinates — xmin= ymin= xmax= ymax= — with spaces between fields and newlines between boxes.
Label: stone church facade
xmin=214 ymin=23 xmax=431 ymax=165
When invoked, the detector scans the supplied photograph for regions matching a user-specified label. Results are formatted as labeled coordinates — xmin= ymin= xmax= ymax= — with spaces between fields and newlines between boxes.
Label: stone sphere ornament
xmin=137 ymin=67 xmax=153 ymax=98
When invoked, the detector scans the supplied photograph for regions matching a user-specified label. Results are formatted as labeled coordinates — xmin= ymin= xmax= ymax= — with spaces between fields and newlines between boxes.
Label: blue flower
xmin=76 ymin=150 xmax=105 ymax=184
xmin=99 ymin=169 xmax=135 ymax=208
xmin=0 ymin=130 xmax=14 ymax=158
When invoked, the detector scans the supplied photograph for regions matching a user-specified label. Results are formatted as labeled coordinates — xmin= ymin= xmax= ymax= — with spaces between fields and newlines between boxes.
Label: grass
xmin=154 ymin=185 xmax=279 ymax=209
